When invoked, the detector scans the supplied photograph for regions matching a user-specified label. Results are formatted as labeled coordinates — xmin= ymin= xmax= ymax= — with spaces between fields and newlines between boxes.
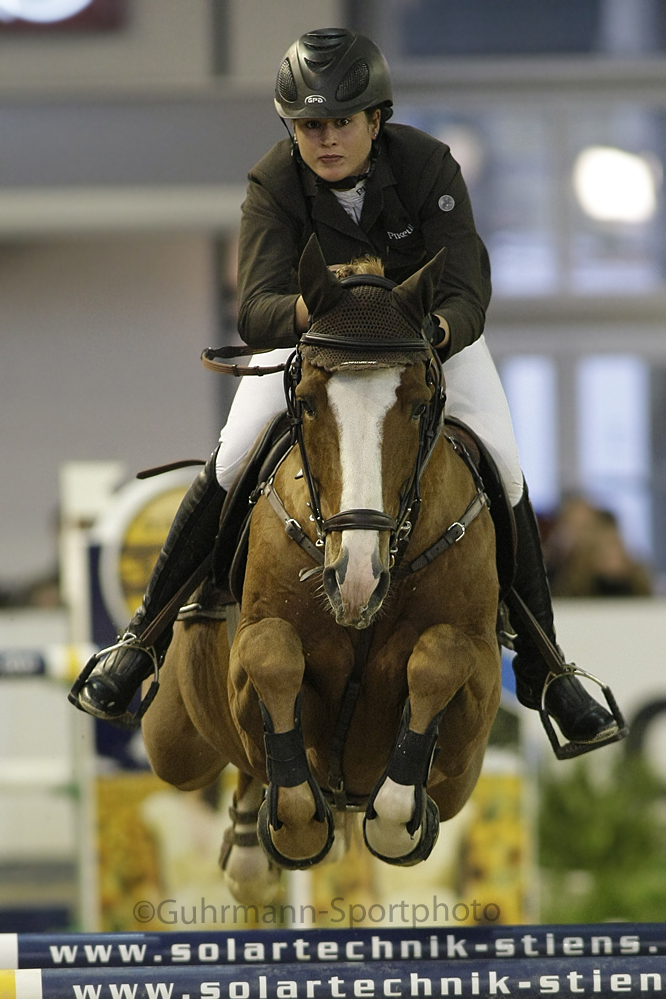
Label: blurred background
xmin=2 ymin=0 xmax=666 ymax=934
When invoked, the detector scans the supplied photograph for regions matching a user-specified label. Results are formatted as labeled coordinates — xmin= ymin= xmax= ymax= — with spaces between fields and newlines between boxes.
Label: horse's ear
xmin=298 ymin=234 xmax=346 ymax=317
xmin=390 ymin=248 xmax=448 ymax=329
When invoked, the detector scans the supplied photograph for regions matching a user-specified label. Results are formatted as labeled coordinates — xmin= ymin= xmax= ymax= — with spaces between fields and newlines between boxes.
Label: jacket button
xmin=438 ymin=195 xmax=455 ymax=212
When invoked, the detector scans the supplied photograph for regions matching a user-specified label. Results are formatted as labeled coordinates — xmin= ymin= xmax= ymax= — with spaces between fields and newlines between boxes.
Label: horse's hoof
xmin=257 ymin=797 xmax=336 ymax=871
xmin=363 ymin=794 xmax=440 ymax=867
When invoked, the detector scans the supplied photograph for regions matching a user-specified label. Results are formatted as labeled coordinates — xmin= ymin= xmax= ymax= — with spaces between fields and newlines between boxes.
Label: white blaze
xmin=327 ymin=368 xmax=402 ymax=611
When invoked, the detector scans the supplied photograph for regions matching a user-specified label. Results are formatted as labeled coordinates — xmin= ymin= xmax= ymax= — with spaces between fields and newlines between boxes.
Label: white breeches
xmin=216 ymin=335 xmax=524 ymax=507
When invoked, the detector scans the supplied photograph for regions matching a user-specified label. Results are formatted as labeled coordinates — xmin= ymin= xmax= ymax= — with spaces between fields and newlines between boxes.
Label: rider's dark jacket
xmin=236 ymin=122 xmax=491 ymax=360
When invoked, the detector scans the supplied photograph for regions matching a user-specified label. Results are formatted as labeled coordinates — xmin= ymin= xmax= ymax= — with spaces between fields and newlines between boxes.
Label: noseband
xmin=285 ymin=275 xmax=446 ymax=560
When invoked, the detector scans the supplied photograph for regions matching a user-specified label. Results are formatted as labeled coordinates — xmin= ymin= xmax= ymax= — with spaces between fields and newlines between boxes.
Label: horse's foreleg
xmin=364 ymin=624 xmax=500 ymax=865
xmin=408 ymin=626 xmax=501 ymax=817
xmin=234 ymin=618 xmax=334 ymax=869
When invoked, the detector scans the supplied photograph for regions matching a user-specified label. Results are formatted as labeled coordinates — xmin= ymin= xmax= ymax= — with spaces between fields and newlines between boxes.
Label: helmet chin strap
xmin=281 ymin=115 xmax=299 ymax=157
xmin=320 ymin=159 xmax=376 ymax=190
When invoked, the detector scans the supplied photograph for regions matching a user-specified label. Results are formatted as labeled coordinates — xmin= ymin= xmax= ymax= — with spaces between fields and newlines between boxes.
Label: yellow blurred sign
xmin=92 ymin=468 xmax=197 ymax=630
xmin=118 ymin=486 xmax=189 ymax=618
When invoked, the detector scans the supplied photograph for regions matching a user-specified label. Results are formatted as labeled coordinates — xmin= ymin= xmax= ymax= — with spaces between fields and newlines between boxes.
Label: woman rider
xmin=72 ymin=27 xmax=618 ymax=752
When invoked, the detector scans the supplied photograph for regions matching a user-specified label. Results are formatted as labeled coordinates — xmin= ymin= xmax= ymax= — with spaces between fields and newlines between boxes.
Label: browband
xmin=339 ymin=274 xmax=397 ymax=291
xmin=299 ymin=332 xmax=429 ymax=352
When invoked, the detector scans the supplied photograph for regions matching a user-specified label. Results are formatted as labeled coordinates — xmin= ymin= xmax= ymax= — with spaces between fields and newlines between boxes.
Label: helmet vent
xmin=277 ymin=59 xmax=298 ymax=103
xmin=304 ymin=56 xmax=335 ymax=72
xmin=335 ymin=59 xmax=370 ymax=102
xmin=303 ymin=29 xmax=347 ymax=50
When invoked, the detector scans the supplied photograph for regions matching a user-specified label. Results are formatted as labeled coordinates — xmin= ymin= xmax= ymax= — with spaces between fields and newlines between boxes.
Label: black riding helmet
xmin=275 ymin=27 xmax=393 ymax=123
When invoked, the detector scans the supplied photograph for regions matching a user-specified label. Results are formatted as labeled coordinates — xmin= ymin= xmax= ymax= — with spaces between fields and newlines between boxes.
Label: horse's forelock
xmin=331 ymin=256 xmax=385 ymax=280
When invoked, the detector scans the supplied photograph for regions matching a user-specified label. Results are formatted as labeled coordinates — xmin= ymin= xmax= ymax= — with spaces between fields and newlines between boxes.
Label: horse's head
xmin=292 ymin=236 xmax=447 ymax=629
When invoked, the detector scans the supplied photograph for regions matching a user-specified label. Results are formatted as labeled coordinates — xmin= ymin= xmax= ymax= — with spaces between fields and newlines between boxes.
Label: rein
xmin=201 ymin=345 xmax=289 ymax=378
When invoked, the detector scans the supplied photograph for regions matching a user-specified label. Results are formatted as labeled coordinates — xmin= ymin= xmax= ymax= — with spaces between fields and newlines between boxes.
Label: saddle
xmin=178 ymin=412 xmax=293 ymax=621
xmin=185 ymin=412 xmax=517 ymax=622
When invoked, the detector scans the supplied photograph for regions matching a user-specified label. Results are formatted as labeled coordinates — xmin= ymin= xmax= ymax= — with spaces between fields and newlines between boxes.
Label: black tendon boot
xmin=70 ymin=451 xmax=226 ymax=724
xmin=510 ymin=484 xmax=619 ymax=749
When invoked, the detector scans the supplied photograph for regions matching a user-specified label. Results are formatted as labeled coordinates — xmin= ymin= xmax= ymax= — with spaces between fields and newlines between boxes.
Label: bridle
xmin=283 ymin=274 xmax=446 ymax=564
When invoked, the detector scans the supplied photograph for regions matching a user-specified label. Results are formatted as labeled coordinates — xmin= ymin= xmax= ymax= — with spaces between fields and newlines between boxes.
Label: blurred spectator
xmin=541 ymin=495 xmax=653 ymax=597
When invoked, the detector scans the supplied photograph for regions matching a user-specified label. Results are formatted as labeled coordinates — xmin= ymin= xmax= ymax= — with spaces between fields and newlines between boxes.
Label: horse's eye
xmin=300 ymin=398 xmax=316 ymax=418
xmin=412 ymin=403 xmax=427 ymax=421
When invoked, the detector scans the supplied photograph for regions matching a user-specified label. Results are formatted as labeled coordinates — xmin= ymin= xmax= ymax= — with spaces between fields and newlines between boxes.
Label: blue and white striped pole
xmin=1 ymin=956 xmax=666 ymax=999
xmin=0 ymin=925 xmax=664 ymax=970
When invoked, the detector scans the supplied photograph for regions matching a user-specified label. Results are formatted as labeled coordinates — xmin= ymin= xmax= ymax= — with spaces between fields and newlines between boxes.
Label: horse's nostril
xmin=374 ymin=569 xmax=390 ymax=605
xmin=323 ymin=565 xmax=342 ymax=603
xmin=372 ymin=545 xmax=386 ymax=579
xmin=325 ymin=549 xmax=348 ymax=587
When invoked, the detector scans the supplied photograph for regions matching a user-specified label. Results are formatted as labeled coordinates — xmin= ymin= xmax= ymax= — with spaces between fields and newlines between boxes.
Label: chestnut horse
xmin=142 ymin=237 xmax=501 ymax=903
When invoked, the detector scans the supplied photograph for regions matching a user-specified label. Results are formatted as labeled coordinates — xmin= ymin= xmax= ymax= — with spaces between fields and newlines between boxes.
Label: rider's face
xmin=293 ymin=110 xmax=381 ymax=183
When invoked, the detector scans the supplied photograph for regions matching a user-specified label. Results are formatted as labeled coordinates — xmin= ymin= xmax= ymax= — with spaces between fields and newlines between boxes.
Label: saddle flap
xmin=444 ymin=417 xmax=517 ymax=598
xmin=214 ymin=410 xmax=293 ymax=595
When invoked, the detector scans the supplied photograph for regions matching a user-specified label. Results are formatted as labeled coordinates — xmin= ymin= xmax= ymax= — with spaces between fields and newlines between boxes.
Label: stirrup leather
xmin=67 ymin=633 xmax=161 ymax=731
xmin=539 ymin=665 xmax=628 ymax=760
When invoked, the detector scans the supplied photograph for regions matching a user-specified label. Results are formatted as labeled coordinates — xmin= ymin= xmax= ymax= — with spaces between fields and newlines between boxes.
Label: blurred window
xmin=577 ymin=355 xmax=652 ymax=556
xmin=500 ymin=356 xmax=559 ymax=513
xmin=399 ymin=102 xmax=666 ymax=298
xmin=500 ymin=351 xmax=653 ymax=561
xmin=399 ymin=0 xmax=601 ymax=57
xmin=382 ymin=0 xmax=666 ymax=57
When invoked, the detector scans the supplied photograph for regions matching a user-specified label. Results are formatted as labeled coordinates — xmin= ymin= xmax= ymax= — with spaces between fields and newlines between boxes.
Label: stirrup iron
xmin=539 ymin=665 xmax=628 ymax=760
xmin=68 ymin=634 xmax=161 ymax=731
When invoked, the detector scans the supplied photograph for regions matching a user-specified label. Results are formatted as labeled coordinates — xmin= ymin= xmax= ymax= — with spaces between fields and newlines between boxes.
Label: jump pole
xmin=1 ymin=926 xmax=663 ymax=970
xmin=1 ymin=956 xmax=666 ymax=999
xmin=1 ymin=925 xmax=665 ymax=999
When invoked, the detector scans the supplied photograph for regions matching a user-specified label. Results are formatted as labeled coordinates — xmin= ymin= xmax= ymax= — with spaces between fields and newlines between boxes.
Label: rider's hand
xmin=423 ymin=313 xmax=450 ymax=356
xmin=295 ymin=295 xmax=310 ymax=333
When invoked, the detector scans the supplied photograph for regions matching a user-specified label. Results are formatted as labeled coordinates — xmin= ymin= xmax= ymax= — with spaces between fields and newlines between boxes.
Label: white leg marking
xmin=364 ymin=776 xmax=422 ymax=858
xmin=223 ymin=783 xmax=281 ymax=905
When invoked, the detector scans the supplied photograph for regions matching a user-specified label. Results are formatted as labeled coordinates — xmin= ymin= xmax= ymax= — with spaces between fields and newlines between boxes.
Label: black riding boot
xmin=72 ymin=451 xmax=226 ymax=722
xmin=511 ymin=483 xmax=615 ymax=744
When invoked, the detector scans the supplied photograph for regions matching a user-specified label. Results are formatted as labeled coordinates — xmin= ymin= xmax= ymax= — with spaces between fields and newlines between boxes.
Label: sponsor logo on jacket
xmin=387 ymin=224 xmax=415 ymax=240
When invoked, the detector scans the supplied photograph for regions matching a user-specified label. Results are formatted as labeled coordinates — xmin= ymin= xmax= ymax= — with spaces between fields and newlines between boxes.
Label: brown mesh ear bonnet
xmin=300 ymin=277 xmax=431 ymax=372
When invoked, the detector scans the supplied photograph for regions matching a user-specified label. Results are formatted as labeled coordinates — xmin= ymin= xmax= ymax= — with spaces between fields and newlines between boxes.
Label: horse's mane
xmin=331 ymin=256 xmax=385 ymax=280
